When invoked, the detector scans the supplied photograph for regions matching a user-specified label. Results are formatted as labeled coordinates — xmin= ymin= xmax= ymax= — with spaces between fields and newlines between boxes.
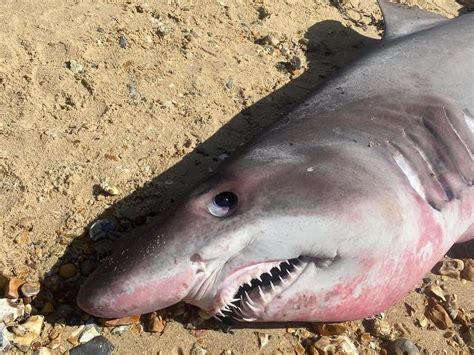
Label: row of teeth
xmin=215 ymin=258 xmax=305 ymax=321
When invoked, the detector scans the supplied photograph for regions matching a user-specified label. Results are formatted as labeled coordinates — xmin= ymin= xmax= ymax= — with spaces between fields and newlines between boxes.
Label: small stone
xmin=119 ymin=33 xmax=128 ymax=48
xmin=372 ymin=319 xmax=393 ymax=339
xmin=103 ymin=315 xmax=140 ymax=327
xmin=127 ymin=81 xmax=139 ymax=99
xmin=424 ymin=284 xmax=447 ymax=301
xmin=68 ymin=325 xmax=85 ymax=345
xmin=58 ymin=263 xmax=77 ymax=279
xmin=79 ymin=326 xmax=100 ymax=343
xmin=40 ymin=302 xmax=54 ymax=316
xmin=288 ymin=56 xmax=303 ymax=71
xmin=256 ymin=34 xmax=280 ymax=47
xmin=316 ymin=323 xmax=351 ymax=336
xmin=0 ymin=325 xmax=11 ymax=353
xmin=390 ymin=338 xmax=419 ymax=355
xmin=5 ymin=277 xmax=25 ymax=298
xmin=294 ymin=343 xmax=305 ymax=355
xmin=311 ymin=336 xmax=335 ymax=353
xmin=10 ymin=315 xmax=44 ymax=351
xmin=460 ymin=259 xmax=474 ymax=281
xmin=80 ymin=260 xmax=98 ymax=276
xmin=197 ymin=309 xmax=212 ymax=320
xmin=190 ymin=343 xmax=208 ymax=355
xmin=99 ymin=181 xmax=120 ymax=196
xmin=160 ymin=100 xmax=174 ymax=109
xmin=0 ymin=298 xmax=22 ymax=322
xmin=425 ymin=301 xmax=453 ymax=329
xmin=437 ymin=258 xmax=464 ymax=278
xmin=69 ymin=336 xmax=114 ymax=355
xmin=335 ymin=336 xmax=358 ymax=354
xmin=66 ymin=60 xmax=84 ymax=74
xmin=146 ymin=312 xmax=166 ymax=333
xmin=462 ymin=326 xmax=474 ymax=347
xmin=256 ymin=332 xmax=269 ymax=349
xmin=111 ymin=325 xmax=129 ymax=335
xmin=20 ymin=282 xmax=41 ymax=298
xmin=89 ymin=219 xmax=117 ymax=241
xmin=34 ymin=347 xmax=52 ymax=355
xmin=416 ymin=315 xmax=429 ymax=328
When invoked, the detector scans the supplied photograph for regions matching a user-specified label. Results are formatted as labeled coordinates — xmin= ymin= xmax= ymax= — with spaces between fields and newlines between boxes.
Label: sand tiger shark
xmin=77 ymin=1 xmax=474 ymax=322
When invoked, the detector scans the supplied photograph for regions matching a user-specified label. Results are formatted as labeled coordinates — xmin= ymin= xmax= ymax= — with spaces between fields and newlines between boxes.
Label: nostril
xmin=191 ymin=254 xmax=203 ymax=262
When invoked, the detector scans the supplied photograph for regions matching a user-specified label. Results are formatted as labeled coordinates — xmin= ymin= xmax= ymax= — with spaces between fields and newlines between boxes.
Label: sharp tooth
xmin=223 ymin=305 xmax=231 ymax=312
xmin=229 ymin=303 xmax=240 ymax=309
xmin=245 ymin=300 xmax=259 ymax=313
xmin=244 ymin=291 xmax=256 ymax=305
xmin=256 ymin=276 xmax=262 ymax=282
xmin=258 ymin=286 xmax=266 ymax=301
xmin=242 ymin=317 xmax=257 ymax=322
xmin=231 ymin=298 xmax=240 ymax=303
xmin=270 ymin=281 xmax=276 ymax=292
xmin=217 ymin=310 xmax=225 ymax=317
xmin=293 ymin=264 xmax=302 ymax=271
xmin=279 ymin=275 xmax=287 ymax=285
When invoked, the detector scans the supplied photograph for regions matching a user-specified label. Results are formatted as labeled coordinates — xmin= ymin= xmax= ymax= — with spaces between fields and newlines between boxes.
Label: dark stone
xmin=69 ymin=336 xmax=114 ymax=355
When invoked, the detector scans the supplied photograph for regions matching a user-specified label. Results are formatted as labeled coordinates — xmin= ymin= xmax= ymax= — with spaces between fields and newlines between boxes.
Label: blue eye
xmin=208 ymin=192 xmax=238 ymax=217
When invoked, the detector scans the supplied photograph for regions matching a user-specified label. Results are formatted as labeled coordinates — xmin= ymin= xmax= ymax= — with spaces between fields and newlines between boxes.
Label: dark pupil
xmin=214 ymin=192 xmax=238 ymax=208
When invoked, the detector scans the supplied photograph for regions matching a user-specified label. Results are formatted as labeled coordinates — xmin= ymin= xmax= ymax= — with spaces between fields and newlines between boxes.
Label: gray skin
xmin=77 ymin=1 xmax=474 ymax=322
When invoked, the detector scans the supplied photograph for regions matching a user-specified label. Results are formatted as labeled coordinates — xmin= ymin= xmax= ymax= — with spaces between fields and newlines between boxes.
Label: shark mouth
xmin=214 ymin=256 xmax=308 ymax=321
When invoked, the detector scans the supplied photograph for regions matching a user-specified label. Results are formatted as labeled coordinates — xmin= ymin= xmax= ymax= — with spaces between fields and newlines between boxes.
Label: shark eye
xmin=208 ymin=191 xmax=238 ymax=217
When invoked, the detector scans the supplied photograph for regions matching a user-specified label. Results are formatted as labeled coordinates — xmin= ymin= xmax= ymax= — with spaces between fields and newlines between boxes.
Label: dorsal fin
xmin=378 ymin=0 xmax=448 ymax=40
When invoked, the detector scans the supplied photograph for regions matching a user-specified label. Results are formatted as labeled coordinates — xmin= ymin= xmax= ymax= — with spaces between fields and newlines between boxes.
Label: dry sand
xmin=0 ymin=0 xmax=473 ymax=353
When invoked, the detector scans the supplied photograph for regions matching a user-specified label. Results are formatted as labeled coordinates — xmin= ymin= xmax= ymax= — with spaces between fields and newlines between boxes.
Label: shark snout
xmin=77 ymin=232 xmax=198 ymax=318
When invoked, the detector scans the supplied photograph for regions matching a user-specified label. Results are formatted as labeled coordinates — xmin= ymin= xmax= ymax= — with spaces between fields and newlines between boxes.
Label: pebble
xmin=424 ymin=284 xmax=447 ymax=301
xmin=190 ymin=343 xmax=208 ymax=355
xmin=5 ymin=277 xmax=25 ymax=299
xmin=146 ymin=312 xmax=166 ymax=333
xmin=390 ymin=338 xmax=420 ymax=354
xmin=0 ymin=298 xmax=23 ymax=322
xmin=111 ymin=325 xmax=130 ymax=335
xmin=99 ymin=181 xmax=120 ymax=196
xmin=67 ymin=60 xmax=84 ymax=74
xmin=80 ymin=259 xmax=98 ymax=276
xmin=460 ymin=259 xmax=474 ymax=281
xmin=315 ymin=323 xmax=351 ymax=336
xmin=288 ymin=56 xmax=303 ymax=71
xmin=425 ymin=301 xmax=453 ymax=329
xmin=437 ymin=258 xmax=464 ymax=278
xmin=0 ymin=324 xmax=11 ymax=352
xmin=34 ymin=348 xmax=52 ymax=355
xmin=127 ymin=81 xmax=139 ymax=99
xmin=79 ymin=326 xmax=101 ymax=343
xmin=256 ymin=332 xmax=269 ymax=349
xmin=119 ymin=33 xmax=128 ymax=48
xmin=20 ymin=282 xmax=41 ymax=298
xmin=103 ymin=315 xmax=140 ymax=327
xmin=10 ymin=315 xmax=44 ymax=352
xmin=462 ymin=326 xmax=474 ymax=347
xmin=58 ymin=263 xmax=78 ymax=279
xmin=69 ymin=336 xmax=114 ymax=355
xmin=256 ymin=34 xmax=280 ymax=47
xmin=89 ymin=219 xmax=117 ymax=241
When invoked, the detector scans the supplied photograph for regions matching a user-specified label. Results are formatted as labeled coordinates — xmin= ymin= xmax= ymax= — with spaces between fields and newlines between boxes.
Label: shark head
xmin=77 ymin=136 xmax=443 ymax=322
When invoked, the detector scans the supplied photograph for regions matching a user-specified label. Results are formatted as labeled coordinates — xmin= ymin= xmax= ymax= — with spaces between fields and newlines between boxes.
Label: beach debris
xmin=5 ymin=278 xmax=25 ymax=299
xmin=460 ymin=259 xmax=474 ymax=281
xmin=256 ymin=331 xmax=270 ymax=349
xmin=0 ymin=324 xmax=11 ymax=352
xmin=190 ymin=343 xmax=208 ymax=355
xmin=424 ymin=284 xmax=447 ymax=301
xmin=425 ymin=300 xmax=453 ymax=330
xmin=119 ymin=33 xmax=128 ymax=48
xmin=99 ymin=181 xmax=120 ymax=196
xmin=58 ymin=263 xmax=78 ymax=279
xmin=437 ymin=258 xmax=464 ymax=278
xmin=103 ymin=315 xmax=140 ymax=327
xmin=20 ymin=282 xmax=41 ymax=298
xmin=0 ymin=298 xmax=23 ymax=322
xmin=145 ymin=312 xmax=166 ymax=333
xmin=390 ymin=338 xmax=420 ymax=354
xmin=89 ymin=219 xmax=117 ymax=241
xmin=66 ymin=60 xmax=84 ymax=74
xmin=10 ymin=315 xmax=44 ymax=352
xmin=79 ymin=326 xmax=101 ymax=343
xmin=111 ymin=325 xmax=130 ymax=335
xmin=69 ymin=335 xmax=114 ymax=355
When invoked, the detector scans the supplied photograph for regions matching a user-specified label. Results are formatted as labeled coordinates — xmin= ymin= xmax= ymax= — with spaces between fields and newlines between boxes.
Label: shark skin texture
xmin=77 ymin=1 xmax=474 ymax=322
